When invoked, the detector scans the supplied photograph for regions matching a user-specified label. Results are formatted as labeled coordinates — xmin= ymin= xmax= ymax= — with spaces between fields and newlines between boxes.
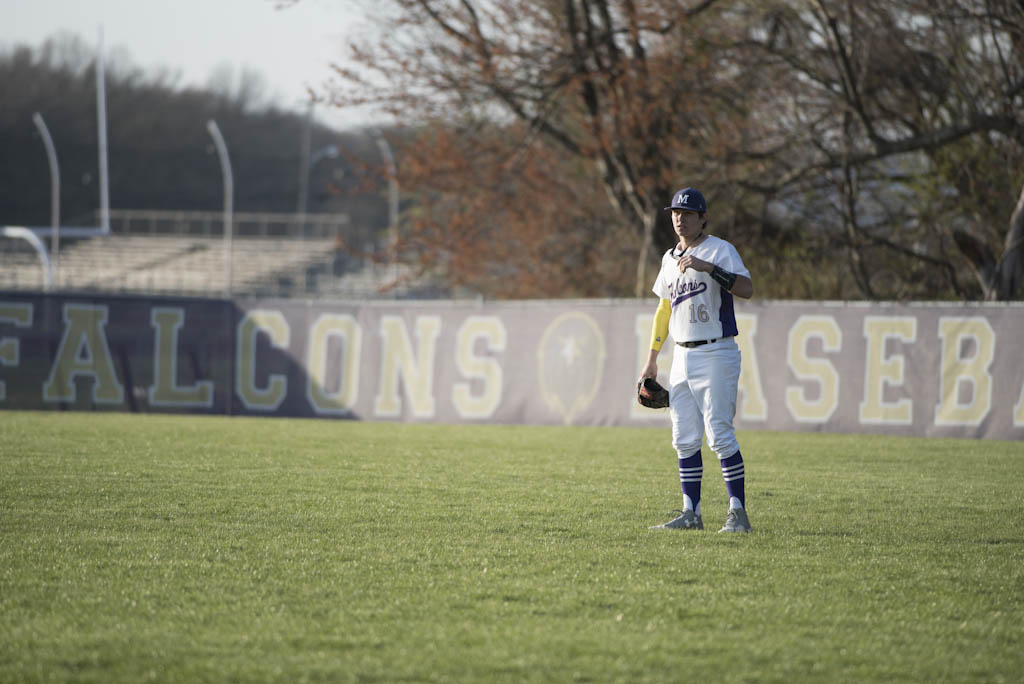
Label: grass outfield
xmin=0 ymin=411 xmax=1021 ymax=683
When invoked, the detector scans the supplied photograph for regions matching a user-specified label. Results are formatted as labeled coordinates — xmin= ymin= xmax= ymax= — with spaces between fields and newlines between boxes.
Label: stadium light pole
xmin=206 ymin=120 xmax=234 ymax=297
xmin=298 ymin=144 xmax=340 ymax=217
xmin=96 ymin=27 xmax=110 ymax=233
xmin=24 ymin=27 xmax=109 ymax=242
xmin=0 ymin=227 xmax=52 ymax=291
xmin=32 ymin=112 xmax=60 ymax=286
xmin=373 ymin=129 xmax=399 ymax=296
xmin=295 ymin=103 xmax=313 ymax=219
xmin=6 ymin=27 xmax=106 ymax=290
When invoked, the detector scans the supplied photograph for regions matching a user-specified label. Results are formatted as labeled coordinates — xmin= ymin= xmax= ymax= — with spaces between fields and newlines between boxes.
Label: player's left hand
xmin=637 ymin=377 xmax=670 ymax=409
xmin=677 ymin=253 xmax=713 ymax=273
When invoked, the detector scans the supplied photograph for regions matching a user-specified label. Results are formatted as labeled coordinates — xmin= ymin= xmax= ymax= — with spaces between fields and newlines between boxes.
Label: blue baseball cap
xmin=664 ymin=188 xmax=707 ymax=213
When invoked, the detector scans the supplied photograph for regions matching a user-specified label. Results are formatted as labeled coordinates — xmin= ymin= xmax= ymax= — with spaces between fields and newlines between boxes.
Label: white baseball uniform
xmin=651 ymin=235 xmax=749 ymax=460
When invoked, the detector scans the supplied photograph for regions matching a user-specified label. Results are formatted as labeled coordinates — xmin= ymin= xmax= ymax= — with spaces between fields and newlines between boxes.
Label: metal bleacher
xmin=0 ymin=210 xmax=438 ymax=300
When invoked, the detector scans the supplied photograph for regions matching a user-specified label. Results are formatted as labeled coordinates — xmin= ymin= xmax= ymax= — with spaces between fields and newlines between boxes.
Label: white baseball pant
xmin=668 ymin=338 xmax=741 ymax=460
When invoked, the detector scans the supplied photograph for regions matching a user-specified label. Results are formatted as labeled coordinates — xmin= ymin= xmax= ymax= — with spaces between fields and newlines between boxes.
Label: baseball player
xmin=639 ymin=187 xmax=754 ymax=533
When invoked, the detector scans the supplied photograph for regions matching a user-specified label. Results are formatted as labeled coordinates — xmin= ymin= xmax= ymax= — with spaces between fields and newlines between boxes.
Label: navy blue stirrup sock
xmin=678 ymin=450 xmax=703 ymax=515
xmin=720 ymin=451 xmax=745 ymax=509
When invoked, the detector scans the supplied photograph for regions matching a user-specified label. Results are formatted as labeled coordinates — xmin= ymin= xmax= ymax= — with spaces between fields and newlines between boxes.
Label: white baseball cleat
xmin=650 ymin=509 xmax=703 ymax=530
xmin=718 ymin=507 xmax=752 ymax=533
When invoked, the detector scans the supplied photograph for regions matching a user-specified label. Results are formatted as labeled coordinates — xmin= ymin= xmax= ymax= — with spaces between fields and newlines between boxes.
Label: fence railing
xmin=1 ymin=210 xmax=442 ymax=300
xmin=103 ymin=209 xmax=350 ymax=240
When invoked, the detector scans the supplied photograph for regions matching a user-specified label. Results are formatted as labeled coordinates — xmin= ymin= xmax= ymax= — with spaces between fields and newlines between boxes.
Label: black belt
xmin=678 ymin=338 xmax=718 ymax=348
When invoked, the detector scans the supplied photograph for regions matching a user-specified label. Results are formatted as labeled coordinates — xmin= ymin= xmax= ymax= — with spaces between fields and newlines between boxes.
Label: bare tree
xmin=326 ymin=0 xmax=769 ymax=296
xmin=323 ymin=0 xmax=1023 ymax=299
xmin=739 ymin=0 xmax=1024 ymax=299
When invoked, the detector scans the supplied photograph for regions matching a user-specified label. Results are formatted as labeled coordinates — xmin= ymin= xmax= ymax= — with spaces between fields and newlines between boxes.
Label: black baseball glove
xmin=637 ymin=377 xmax=670 ymax=409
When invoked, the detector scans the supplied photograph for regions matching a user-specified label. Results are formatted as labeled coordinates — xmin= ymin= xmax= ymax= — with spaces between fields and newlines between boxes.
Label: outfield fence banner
xmin=1 ymin=292 xmax=1022 ymax=440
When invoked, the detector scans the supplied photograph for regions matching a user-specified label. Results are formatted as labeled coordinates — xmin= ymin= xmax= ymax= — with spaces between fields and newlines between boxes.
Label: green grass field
xmin=1 ymin=411 xmax=1021 ymax=683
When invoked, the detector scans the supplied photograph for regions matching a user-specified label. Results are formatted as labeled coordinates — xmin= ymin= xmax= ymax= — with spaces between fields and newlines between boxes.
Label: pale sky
xmin=1 ymin=0 xmax=379 ymax=130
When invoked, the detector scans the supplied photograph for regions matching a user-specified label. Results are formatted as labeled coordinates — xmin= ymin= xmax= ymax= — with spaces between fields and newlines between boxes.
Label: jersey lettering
xmin=669 ymin=280 xmax=706 ymax=307
xmin=654 ymin=236 xmax=748 ymax=344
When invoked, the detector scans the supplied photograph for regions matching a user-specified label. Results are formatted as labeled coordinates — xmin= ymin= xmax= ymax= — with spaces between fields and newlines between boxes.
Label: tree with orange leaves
xmin=325 ymin=0 xmax=756 ymax=297
xmin=318 ymin=0 xmax=1024 ymax=301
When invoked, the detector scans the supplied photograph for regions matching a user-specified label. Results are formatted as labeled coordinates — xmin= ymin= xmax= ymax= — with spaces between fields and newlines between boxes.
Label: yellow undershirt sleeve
xmin=649 ymin=298 xmax=671 ymax=351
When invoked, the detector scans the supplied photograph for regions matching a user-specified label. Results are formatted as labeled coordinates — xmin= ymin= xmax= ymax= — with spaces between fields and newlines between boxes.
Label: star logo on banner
xmin=559 ymin=335 xmax=581 ymax=366
xmin=536 ymin=312 xmax=607 ymax=425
